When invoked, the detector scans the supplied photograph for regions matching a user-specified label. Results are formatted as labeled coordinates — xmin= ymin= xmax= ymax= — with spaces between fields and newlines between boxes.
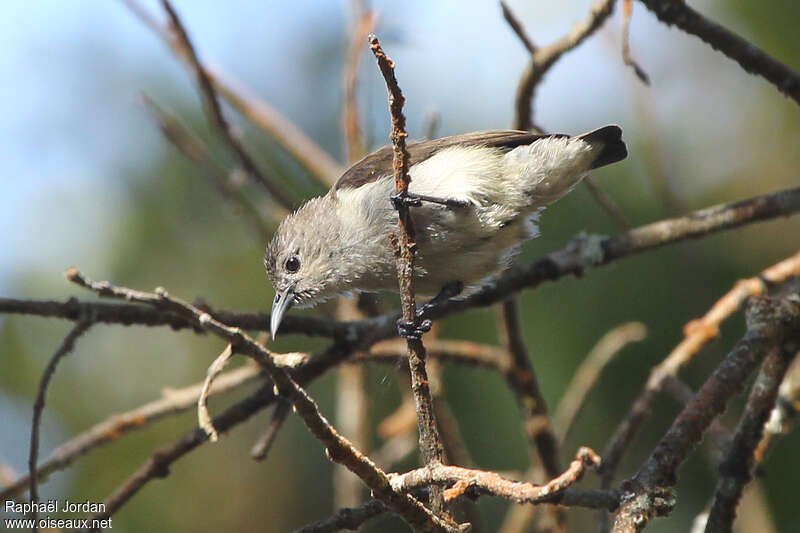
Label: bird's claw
xmin=396 ymin=281 xmax=464 ymax=340
xmin=390 ymin=192 xmax=422 ymax=210
xmin=397 ymin=318 xmax=432 ymax=340
xmin=391 ymin=192 xmax=469 ymax=210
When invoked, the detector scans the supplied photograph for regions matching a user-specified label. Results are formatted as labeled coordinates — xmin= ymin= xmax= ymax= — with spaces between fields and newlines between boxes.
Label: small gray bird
xmin=266 ymin=125 xmax=627 ymax=336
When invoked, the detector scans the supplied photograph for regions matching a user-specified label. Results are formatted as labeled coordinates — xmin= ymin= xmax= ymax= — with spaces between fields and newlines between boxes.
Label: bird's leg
xmin=396 ymin=281 xmax=464 ymax=340
xmin=390 ymin=191 xmax=470 ymax=210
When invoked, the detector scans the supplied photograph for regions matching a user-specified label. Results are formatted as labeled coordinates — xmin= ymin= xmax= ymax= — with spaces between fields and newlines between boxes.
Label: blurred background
xmin=1 ymin=0 xmax=799 ymax=531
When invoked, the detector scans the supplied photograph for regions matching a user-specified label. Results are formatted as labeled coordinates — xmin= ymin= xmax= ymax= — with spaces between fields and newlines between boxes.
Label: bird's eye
xmin=285 ymin=256 xmax=301 ymax=273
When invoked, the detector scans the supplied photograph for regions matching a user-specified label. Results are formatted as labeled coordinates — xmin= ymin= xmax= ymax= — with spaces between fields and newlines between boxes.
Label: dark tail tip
xmin=579 ymin=125 xmax=627 ymax=169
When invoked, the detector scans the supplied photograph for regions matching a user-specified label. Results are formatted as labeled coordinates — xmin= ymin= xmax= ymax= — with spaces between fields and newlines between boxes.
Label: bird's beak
xmin=270 ymin=286 xmax=295 ymax=339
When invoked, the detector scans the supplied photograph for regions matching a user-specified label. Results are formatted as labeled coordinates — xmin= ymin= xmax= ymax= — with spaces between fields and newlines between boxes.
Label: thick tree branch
xmin=638 ymin=0 xmax=800 ymax=106
xmin=705 ymin=342 xmax=797 ymax=533
xmin=600 ymin=250 xmax=800 ymax=489
xmin=611 ymin=295 xmax=800 ymax=532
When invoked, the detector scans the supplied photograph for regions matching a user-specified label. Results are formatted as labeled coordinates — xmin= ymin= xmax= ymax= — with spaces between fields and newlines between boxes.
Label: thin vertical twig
xmin=369 ymin=33 xmax=448 ymax=517
xmin=621 ymin=0 xmax=650 ymax=84
xmin=28 ymin=318 xmax=93 ymax=530
xmin=498 ymin=299 xmax=561 ymax=479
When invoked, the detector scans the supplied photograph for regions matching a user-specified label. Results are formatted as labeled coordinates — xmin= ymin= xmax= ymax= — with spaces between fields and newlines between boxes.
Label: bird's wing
xmin=334 ymin=130 xmax=564 ymax=191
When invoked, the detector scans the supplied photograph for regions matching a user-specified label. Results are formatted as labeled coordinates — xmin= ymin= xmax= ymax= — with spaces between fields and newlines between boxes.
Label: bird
xmin=265 ymin=125 xmax=627 ymax=337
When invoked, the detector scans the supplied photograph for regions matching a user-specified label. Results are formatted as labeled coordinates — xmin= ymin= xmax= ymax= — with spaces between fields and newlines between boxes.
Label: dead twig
xmin=28 ymin=319 xmax=93 ymax=530
xmin=705 ymin=341 xmax=797 ymax=532
xmin=159 ymin=0 xmax=295 ymax=209
xmin=67 ymin=270 xmax=457 ymax=533
xmin=600 ymin=250 xmax=800 ymax=489
xmin=621 ymin=0 xmax=650 ymax=84
xmin=497 ymin=298 xmax=561 ymax=480
xmin=139 ymin=93 xmax=281 ymax=237
xmin=611 ymin=295 xmax=800 ymax=532
xmin=251 ymin=400 xmax=292 ymax=461
xmin=391 ymin=447 xmax=608 ymax=508
xmin=197 ymin=344 xmax=234 ymax=441
xmin=513 ymin=0 xmax=617 ymax=130
xmin=369 ymin=32 xmax=448 ymax=517
xmin=638 ymin=0 xmax=800 ymax=106
xmin=122 ymin=0 xmax=343 ymax=186
xmin=2 ymin=363 xmax=261 ymax=501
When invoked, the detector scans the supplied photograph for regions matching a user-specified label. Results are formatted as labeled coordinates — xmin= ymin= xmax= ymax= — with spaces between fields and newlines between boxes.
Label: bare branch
xmin=294 ymin=499 xmax=388 ymax=533
xmin=621 ymin=0 xmax=650 ymax=84
xmin=611 ymin=295 xmax=800 ymax=532
xmin=197 ymin=344 xmax=234 ymax=441
xmin=1 ymin=364 xmax=260 ymax=501
xmin=754 ymin=352 xmax=800 ymax=465
xmin=28 ymin=319 xmax=93 ymax=530
xmin=600 ymin=250 xmax=800 ymax=488
xmin=2 ymin=188 xmax=799 ymax=343
xmin=158 ymin=0 xmax=295 ymax=209
xmin=342 ymin=9 xmax=377 ymax=163
xmin=67 ymin=270 xmax=457 ymax=533
xmin=583 ymin=175 xmax=631 ymax=230
xmin=500 ymin=0 xmax=537 ymax=54
xmin=638 ymin=0 xmax=800 ymax=106
xmin=251 ymin=400 xmax=292 ymax=461
xmin=705 ymin=344 xmax=796 ymax=532
xmin=513 ymin=0 xmax=616 ymax=130
xmin=369 ymin=33 xmax=448 ymax=517
xmin=497 ymin=298 xmax=561 ymax=479
xmin=390 ymin=447 xmax=607 ymax=508
xmin=122 ymin=0 xmax=343 ymax=186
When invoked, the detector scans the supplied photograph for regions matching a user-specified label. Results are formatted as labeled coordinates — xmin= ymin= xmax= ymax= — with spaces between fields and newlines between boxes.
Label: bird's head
xmin=264 ymin=196 xmax=341 ymax=336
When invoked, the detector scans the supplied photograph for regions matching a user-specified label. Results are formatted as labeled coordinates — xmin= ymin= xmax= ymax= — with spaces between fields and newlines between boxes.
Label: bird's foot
xmin=395 ymin=281 xmax=464 ymax=340
xmin=390 ymin=191 xmax=470 ymax=210
xmin=396 ymin=317 xmax=433 ymax=341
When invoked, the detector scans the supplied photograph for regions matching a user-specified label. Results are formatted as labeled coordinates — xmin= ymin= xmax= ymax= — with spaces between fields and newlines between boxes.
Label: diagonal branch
xmin=121 ymin=0 xmax=343 ymax=186
xmin=704 ymin=343 xmax=797 ymax=532
xmin=600 ymin=250 xmax=800 ymax=490
xmin=611 ymin=295 xmax=800 ymax=532
xmin=67 ymin=270 xmax=457 ymax=533
xmin=159 ymin=0 xmax=295 ymax=209
xmin=638 ymin=0 xmax=800 ymax=106
xmin=140 ymin=93 xmax=281 ymax=238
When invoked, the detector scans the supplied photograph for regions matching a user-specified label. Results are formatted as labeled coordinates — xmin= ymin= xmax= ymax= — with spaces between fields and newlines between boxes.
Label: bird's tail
xmin=579 ymin=125 xmax=628 ymax=169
